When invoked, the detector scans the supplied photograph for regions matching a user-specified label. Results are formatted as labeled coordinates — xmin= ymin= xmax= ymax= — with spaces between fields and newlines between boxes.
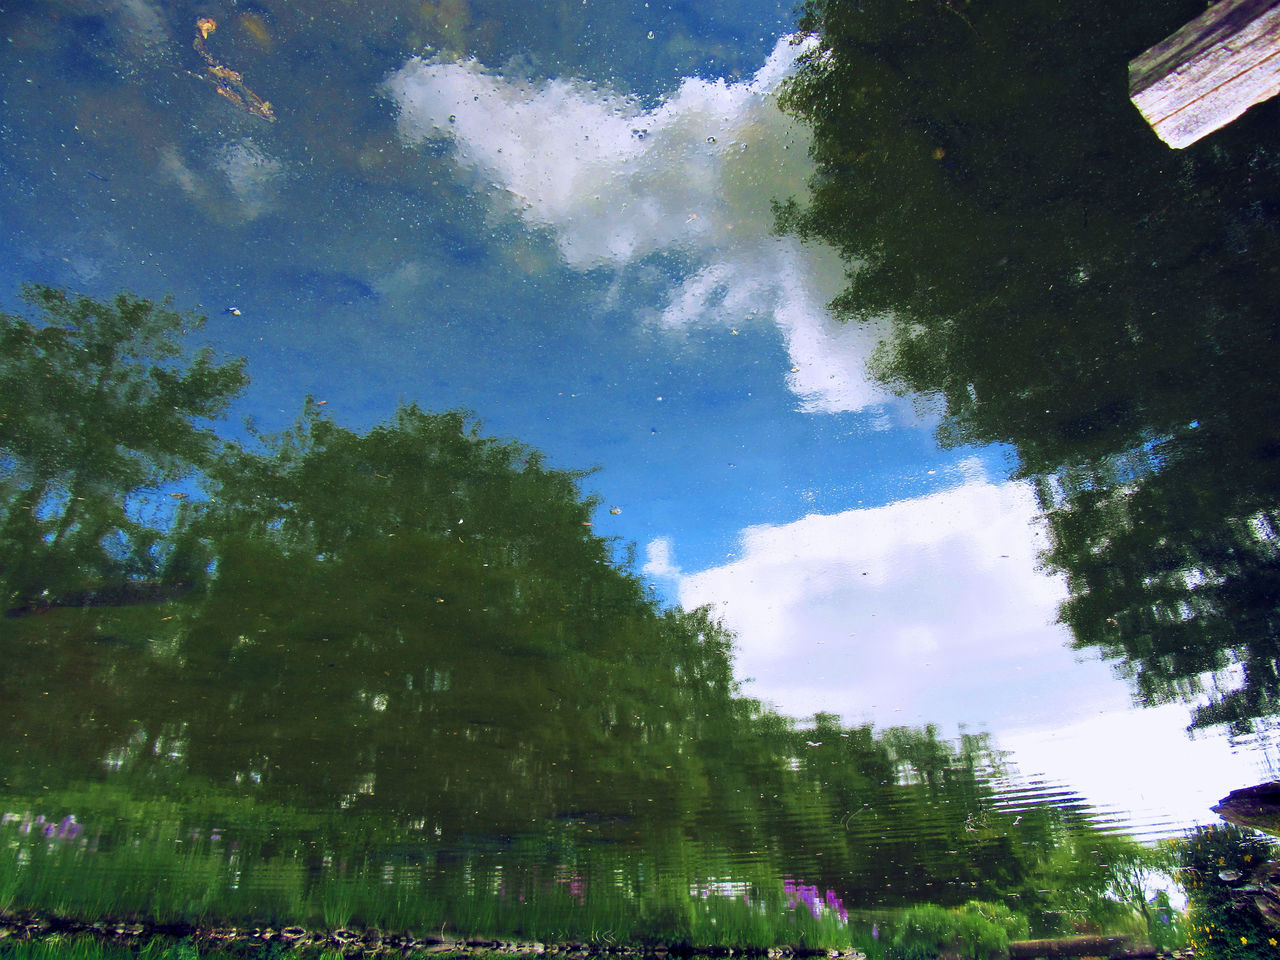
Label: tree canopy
xmin=776 ymin=0 xmax=1280 ymax=737
xmin=0 ymin=284 xmax=247 ymax=607
xmin=0 ymin=286 xmax=1150 ymax=936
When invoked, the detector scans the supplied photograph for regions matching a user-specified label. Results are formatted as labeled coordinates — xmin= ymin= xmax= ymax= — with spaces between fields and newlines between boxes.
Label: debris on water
xmin=224 ymin=306 xmax=242 ymax=316
xmin=191 ymin=17 xmax=276 ymax=121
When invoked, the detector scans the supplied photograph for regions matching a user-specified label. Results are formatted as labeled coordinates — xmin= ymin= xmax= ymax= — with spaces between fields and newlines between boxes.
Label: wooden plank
xmin=1129 ymin=0 xmax=1280 ymax=148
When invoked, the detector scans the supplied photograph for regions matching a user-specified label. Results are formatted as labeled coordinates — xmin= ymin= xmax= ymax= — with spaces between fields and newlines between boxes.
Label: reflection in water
xmin=4 ymin=0 xmax=1280 ymax=956
xmin=190 ymin=18 xmax=277 ymax=122
xmin=383 ymin=34 xmax=891 ymax=417
xmin=777 ymin=3 xmax=1280 ymax=748
xmin=1 ymin=287 xmax=1182 ymax=948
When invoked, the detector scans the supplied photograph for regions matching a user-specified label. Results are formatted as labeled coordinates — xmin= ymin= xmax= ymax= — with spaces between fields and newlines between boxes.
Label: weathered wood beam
xmin=1129 ymin=0 xmax=1280 ymax=148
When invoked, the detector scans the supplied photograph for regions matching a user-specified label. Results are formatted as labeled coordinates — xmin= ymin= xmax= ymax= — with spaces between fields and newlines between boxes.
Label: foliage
xmin=890 ymin=901 xmax=1027 ymax=960
xmin=0 ymin=285 xmax=247 ymax=793
xmin=1176 ymin=826 xmax=1279 ymax=959
xmin=1144 ymin=889 xmax=1189 ymax=955
xmin=1099 ymin=838 xmax=1186 ymax=950
xmin=776 ymin=0 xmax=1271 ymax=465
xmin=0 ymin=286 xmax=1161 ymax=945
xmin=775 ymin=0 xmax=1280 ymax=736
xmin=0 ymin=284 xmax=246 ymax=606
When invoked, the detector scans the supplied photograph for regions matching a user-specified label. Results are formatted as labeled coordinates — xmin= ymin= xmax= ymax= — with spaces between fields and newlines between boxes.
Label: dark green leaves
xmin=0 ymin=285 xmax=247 ymax=605
xmin=776 ymin=0 xmax=1280 ymax=737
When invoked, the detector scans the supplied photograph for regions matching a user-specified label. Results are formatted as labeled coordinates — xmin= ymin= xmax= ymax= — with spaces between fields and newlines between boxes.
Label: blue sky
xmin=0 ymin=0 xmax=1270 ymax=836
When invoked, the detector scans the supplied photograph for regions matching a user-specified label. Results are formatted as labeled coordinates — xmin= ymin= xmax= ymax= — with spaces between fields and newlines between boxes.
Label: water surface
xmin=2 ymin=0 xmax=1278 ymax=949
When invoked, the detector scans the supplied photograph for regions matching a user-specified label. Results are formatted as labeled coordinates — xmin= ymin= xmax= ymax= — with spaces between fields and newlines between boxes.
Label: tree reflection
xmin=0 ymin=287 xmax=1156 ymax=937
xmin=777 ymin=0 xmax=1280 ymax=736
xmin=0 ymin=285 xmax=246 ymax=788
xmin=0 ymin=285 xmax=247 ymax=608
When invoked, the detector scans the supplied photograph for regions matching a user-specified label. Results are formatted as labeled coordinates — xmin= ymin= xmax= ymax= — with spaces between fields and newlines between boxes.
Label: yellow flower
xmin=1241 ymin=936 xmax=1248 ymax=945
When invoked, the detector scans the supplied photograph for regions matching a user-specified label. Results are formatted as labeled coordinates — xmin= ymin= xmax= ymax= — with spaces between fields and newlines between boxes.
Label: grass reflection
xmin=0 ymin=792 xmax=858 ymax=950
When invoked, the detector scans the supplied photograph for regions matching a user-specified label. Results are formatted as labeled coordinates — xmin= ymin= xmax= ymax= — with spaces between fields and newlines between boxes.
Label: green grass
xmin=2 ymin=784 xmax=858 ymax=952
xmin=2 ymin=840 xmax=856 ymax=950
xmin=0 ymin=940 xmax=197 ymax=960
xmin=0 ymin=851 xmax=857 ymax=951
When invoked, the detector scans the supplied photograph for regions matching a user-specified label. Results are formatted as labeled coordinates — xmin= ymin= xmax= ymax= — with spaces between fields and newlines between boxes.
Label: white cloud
xmin=157 ymin=140 xmax=284 ymax=221
xmin=158 ymin=145 xmax=201 ymax=196
xmin=386 ymin=42 xmax=804 ymax=267
xmin=114 ymin=0 xmax=167 ymax=42
xmin=217 ymin=139 xmax=284 ymax=219
xmin=676 ymin=478 xmax=1116 ymax=729
xmin=672 ymin=476 xmax=1274 ymax=835
xmin=999 ymin=703 xmax=1271 ymax=838
xmin=384 ymin=38 xmax=892 ymax=414
xmin=643 ymin=536 xmax=682 ymax=580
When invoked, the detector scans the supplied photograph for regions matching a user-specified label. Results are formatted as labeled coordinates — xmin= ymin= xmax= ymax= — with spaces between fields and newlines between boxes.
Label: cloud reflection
xmin=666 ymin=475 xmax=1111 ymax=730
xmin=659 ymin=474 xmax=1274 ymax=834
xmin=216 ymin=139 xmax=285 ymax=219
xmin=384 ymin=38 xmax=891 ymax=414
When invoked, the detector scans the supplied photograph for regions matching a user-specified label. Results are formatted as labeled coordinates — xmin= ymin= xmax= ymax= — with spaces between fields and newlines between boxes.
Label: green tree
xmin=117 ymin=401 xmax=740 ymax=840
xmin=775 ymin=0 xmax=1269 ymax=467
xmin=776 ymin=0 xmax=1280 ymax=736
xmin=1177 ymin=825 xmax=1279 ymax=958
xmin=1100 ymin=837 xmax=1182 ymax=947
xmin=0 ymin=284 xmax=247 ymax=606
xmin=0 ymin=284 xmax=245 ymax=792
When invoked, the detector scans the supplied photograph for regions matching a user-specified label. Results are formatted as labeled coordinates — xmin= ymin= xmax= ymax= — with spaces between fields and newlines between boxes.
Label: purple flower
xmin=14 ymin=814 xmax=82 ymax=842
xmin=872 ymin=923 xmax=879 ymax=940
xmin=781 ymin=880 xmax=847 ymax=922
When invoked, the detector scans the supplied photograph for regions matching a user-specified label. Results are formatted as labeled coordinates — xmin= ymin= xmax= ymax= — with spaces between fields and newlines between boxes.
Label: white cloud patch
xmin=671 ymin=476 xmax=1268 ymax=834
xmin=675 ymin=477 xmax=1116 ymax=731
xmin=216 ymin=139 xmax=284 ymax=219
xmin=157 ymin=140 xmax=284 ymax=221
xmin=643 ymin=536 xmax=682 ymax=581
xmin=113 ymin=0 xmax=167 ymax=42
xmin=999 ymin=702 xmax=1271 ymax=839
xmin=384 ymin=38 xmax=891 ymax=414
xmin=158 ymin=145 xmax=201 ymax=197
